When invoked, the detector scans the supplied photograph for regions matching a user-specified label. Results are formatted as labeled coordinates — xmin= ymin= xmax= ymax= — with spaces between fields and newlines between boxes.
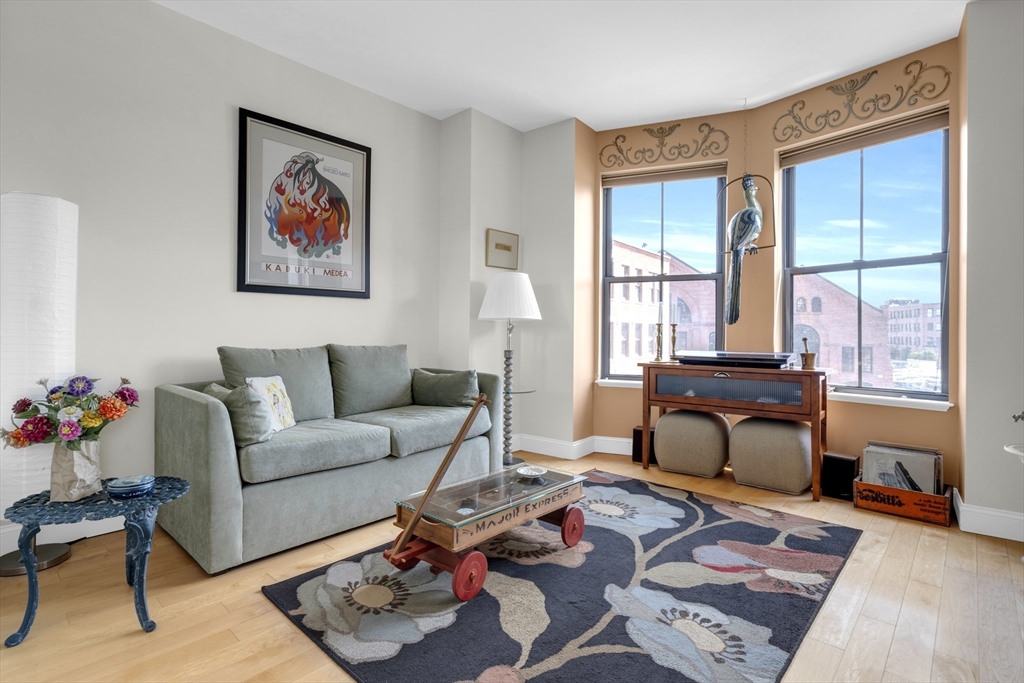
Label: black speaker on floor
xmin=822 ymin=451 xmax=860 ymax=500
xmin=631 ymin=425 xmax=657 ymax=465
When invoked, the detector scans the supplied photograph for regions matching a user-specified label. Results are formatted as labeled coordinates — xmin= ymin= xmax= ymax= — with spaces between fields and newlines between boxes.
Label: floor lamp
xmin=478 ymin=272 xmax=541 ymax=467
xmin=0 ymin=193 xmax=78 ymax=576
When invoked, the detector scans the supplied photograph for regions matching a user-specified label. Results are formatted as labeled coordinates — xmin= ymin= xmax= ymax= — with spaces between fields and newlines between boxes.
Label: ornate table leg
xmin=4 ymin=524 xmax=41 ymax=647
xmin=124 ymin=507 xmax=158 ymax=632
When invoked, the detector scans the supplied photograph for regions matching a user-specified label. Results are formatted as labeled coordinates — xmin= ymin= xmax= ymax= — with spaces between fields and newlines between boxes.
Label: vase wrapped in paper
xmin=1 ymin=376 xmax=139 ymax=502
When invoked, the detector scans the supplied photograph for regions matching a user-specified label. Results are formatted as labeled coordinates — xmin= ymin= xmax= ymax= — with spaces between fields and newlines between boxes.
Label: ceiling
xmin=156 ymin=0 xmax=970 ymax=132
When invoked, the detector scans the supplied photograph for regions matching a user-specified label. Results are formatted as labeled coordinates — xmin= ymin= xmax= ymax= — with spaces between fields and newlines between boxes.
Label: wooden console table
xmin=640 ymin=363 xmax=828 ymax=501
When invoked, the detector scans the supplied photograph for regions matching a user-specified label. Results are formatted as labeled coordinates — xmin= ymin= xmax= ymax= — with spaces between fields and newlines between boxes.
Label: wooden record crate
xmin=853 ymin=476 xmax=952 ymax=527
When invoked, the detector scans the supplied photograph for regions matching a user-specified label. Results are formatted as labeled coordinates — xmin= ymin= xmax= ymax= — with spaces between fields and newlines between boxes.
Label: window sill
xmin=828 ymin=392 xmax=953 ymax=412
xmin=596 ymin=379 xmax=642 ymax=389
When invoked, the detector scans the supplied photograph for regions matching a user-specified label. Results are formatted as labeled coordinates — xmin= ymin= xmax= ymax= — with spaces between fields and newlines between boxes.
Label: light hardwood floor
xmin=1 ymin=452 xmax=1021 ymax=683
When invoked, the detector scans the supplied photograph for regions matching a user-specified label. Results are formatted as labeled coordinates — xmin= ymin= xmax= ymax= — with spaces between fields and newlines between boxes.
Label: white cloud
xmin=824 ymin=219 xmax=886 ymax=229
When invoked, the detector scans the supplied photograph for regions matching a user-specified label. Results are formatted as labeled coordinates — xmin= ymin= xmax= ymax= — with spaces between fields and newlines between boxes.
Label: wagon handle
xmin=391 ymin=394 xmax=490 ymax=556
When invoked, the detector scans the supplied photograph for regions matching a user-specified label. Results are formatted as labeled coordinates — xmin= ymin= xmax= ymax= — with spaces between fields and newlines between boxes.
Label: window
xmin=676 ymin=331 xmax=688 ymax=352
xmin=674 ymin=298 xmax=692 ymax=323
xmin=927 ymin=322 xmax=933 ymax=331
xmin=609 ymin=323 xmax=615 ymax=358
xmin=602 ymin=170 xmax=726 ymax=378
xmin=784 ymin=116 xmax=949 ymax=398
xmin=842 ymin=347 xmax=855 ymax=373
xmin=936 ymin=323 xmax=941 ymax=332
xmin=794 ymin=324 xmax=821 ymax=354
xmin=708 ymin=332 xmax=716 ymax=350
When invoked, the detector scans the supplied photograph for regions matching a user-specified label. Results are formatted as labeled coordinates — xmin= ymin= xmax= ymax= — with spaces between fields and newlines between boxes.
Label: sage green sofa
xmin=154 ymin=344 xmax=501 ymax=574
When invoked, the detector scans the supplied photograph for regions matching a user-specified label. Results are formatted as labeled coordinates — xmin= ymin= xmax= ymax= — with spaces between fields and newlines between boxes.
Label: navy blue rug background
xmin=263 ymin=473 xmax=862 ymax=683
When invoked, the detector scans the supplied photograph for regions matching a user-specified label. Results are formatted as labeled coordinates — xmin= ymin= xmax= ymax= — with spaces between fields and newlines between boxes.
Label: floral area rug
xmin=262 ymin=470 xmax=861 ymax=683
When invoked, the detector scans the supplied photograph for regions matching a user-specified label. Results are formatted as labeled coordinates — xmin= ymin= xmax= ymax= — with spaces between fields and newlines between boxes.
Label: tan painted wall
xmin=573 ymin=121 xmax=598 ymax=441
xmin=590 ymin=40 xmax=964 ymax=489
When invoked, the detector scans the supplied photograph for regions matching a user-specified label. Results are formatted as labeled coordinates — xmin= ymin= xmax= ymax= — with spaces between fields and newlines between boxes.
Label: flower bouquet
xmin=1 ymin=376 xmax=139 ymax=501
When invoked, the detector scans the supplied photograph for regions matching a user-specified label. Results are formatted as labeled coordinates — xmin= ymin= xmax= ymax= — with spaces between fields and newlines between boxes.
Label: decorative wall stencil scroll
xmin=599 ymin=122 xmax=730 ymax=168
xmin=773 ymin=60 xmax=951 ymax=143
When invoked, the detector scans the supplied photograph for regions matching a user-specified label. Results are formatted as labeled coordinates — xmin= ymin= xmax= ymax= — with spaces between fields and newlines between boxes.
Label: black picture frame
xmin=237 ymin=108 xmax=371 ymax=298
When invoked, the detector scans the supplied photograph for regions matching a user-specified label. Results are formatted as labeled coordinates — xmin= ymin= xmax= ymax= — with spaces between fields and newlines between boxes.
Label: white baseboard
xmin=511 ymin=433 xmax=632 ymax=460
xmin=953 ymin=488 xmax=1024 ymax=542
xmin=592 ymin=436 xmax=633 ymax=456
xmin=0 ymin=517 xmax=124 ymax=557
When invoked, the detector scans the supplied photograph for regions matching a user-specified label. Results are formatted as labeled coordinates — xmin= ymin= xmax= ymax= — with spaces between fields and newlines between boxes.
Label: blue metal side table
xmin=2 ymin=476 xmax=189 ymax=647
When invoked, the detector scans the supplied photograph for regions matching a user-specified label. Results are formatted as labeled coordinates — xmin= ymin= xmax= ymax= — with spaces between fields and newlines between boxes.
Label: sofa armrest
xmin=155 ymin=384 xmax=244 ymax=573
xmin=419 ymin=368 xmax=503 ymax=473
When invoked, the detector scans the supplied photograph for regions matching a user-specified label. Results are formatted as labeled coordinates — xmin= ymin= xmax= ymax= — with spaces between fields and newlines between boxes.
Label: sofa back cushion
xmin=412 ymin=369 xmax=479 ymax=407
xmin=217 ymin=346 xmax=334 ymax=422
xmin=328 ymin=344 xmax=413 ymax=417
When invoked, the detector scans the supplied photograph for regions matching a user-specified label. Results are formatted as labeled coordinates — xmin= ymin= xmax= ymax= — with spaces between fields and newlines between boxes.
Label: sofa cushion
xmin=218 ymin=346 xmax=334 ymax=422
xmin=237 ymin=418 xmax=390 ymax=484
xmin=203 ymin=383 xmax=275 ymax=448
xmin=345 ymin=405 xmax=491 ymax=457
xmin=412 ymin=369 xmax=479 ymax=407
xmin=328 ymin=344 xmax=413 ymax=417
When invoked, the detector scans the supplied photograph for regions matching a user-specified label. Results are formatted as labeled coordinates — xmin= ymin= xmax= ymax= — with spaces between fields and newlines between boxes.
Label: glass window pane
xmin=869 ymin=263 xmax=943 ymax=393
xmin=609 ymin=184 xmax=662 ymax=275
xmin=607 ymin=279 xmax=717 ymax=375
xmin=663 ymin=177 xmax=719 ymax=274
xmin=792 ymin=271 xmax=859 ymax=386
xmin=667 ymin=280 xmax=717 ymax=356
xmin=792 ymin=151 xmax=862 ymax=267
xmin=863 ymin=131 xmax=944 ymax=261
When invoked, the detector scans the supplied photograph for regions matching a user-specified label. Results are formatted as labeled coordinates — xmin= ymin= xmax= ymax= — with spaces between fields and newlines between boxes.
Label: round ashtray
xmin=516 ymin=465 xmax=547 ymax=478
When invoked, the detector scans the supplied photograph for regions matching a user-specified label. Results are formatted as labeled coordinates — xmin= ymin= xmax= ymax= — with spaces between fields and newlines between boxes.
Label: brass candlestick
xmin=671 ymin=323 xmax=677 ymax=354
xmin=654 ymin=323 xmax=664 ymax=362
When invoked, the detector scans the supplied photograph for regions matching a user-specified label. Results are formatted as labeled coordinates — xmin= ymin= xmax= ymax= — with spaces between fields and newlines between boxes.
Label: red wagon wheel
xmin=452 ymin=551 xmax=487 ymax=601
xmin=388 ymin=533 xmax=421 ymax=571
xmin=561 ymin=506 xmax=585 ymax=547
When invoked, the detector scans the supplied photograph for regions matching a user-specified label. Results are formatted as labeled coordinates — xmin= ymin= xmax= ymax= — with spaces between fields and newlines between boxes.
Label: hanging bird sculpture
xmin=724 ymin=175 xmax=763 ymax=325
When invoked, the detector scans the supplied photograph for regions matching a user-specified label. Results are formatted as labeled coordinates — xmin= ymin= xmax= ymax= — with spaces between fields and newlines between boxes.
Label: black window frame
xmin=783 ymin=125 xmax=950 ymax=400
xmin=601 ymin=174 xmax=726 ymax=380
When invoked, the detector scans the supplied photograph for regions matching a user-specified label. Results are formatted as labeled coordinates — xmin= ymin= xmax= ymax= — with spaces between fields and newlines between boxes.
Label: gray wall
xmin=964 ymin=0 xmax=1024 ymax=515
xmin=0 ymin=1 xmax=443 ymax=478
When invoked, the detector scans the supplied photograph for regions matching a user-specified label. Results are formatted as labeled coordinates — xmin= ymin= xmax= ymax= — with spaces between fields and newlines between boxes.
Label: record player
xmin=669 ymin=350 xmax=800 ymax=370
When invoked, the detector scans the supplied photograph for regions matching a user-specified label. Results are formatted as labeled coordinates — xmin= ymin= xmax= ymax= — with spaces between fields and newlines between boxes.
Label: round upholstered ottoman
xmin=653 ymin=410 xmax=730 ymax=478
xmin=729 ymin=417 xmax=811 ymax=494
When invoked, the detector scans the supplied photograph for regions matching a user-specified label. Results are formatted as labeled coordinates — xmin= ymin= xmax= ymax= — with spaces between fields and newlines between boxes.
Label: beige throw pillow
xmin=245 ymin=375 xmax=296 ymax=432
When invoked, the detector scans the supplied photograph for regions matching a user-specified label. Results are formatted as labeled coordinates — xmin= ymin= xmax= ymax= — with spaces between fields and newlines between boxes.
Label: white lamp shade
xmin=478 ymin=272 xmax=542 ymax=321
xmin=0 ymin=193 xmax=78 ymax=518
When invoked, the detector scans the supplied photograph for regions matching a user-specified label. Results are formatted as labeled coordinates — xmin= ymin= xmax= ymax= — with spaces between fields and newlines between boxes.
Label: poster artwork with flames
xmin=239 ymin=109 xmax=370 ymax=299
xmin=261 ymin=139 xmax=354 ymax=277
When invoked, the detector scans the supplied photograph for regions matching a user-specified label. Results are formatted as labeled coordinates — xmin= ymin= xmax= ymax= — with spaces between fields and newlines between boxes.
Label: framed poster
xmin=485 ymin=228 xmax=519 ymax=270
xmin=237 ymin=108 xmax=371 ymax=298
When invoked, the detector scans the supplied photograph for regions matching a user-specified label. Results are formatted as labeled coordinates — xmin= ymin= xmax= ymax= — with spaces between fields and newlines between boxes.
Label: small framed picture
xmin=485 ymin=228 xmax=519 ymax=270
xmin=237 ymin=108 xmax=371 ymax=298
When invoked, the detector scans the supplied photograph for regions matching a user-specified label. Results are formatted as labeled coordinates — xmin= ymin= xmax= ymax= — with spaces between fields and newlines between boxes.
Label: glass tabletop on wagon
xmin=396 ymin=467 xmax=586 ymax=529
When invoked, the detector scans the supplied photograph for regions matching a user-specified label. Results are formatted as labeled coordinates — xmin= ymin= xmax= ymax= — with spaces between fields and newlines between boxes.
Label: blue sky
xmin=609 ymin=130 xmax=945 ymax=307
xmin=609 ymin=177 xmax=719 ymax=274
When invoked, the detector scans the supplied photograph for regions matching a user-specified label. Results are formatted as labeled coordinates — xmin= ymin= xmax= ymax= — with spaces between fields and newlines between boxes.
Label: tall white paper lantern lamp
xmin=0 ymin=192 xmax=78 ymax=572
